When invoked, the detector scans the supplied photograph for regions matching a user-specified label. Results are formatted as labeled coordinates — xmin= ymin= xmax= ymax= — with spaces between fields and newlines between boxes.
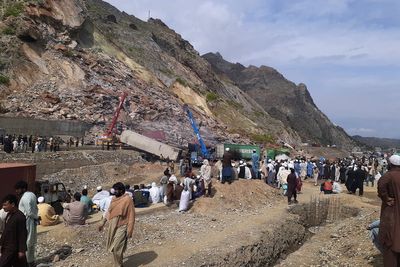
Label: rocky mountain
xmin=203 ymin=52 xmax=354 ymax=148
xmin=353 ymin=135 xmax=400 ymax=150
xmin=0 ymin=0 xmax=353 ymax=149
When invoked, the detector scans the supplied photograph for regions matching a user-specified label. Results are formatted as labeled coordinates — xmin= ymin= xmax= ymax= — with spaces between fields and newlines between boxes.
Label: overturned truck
xmin=120 ymin=130 xmax=181 ymax=161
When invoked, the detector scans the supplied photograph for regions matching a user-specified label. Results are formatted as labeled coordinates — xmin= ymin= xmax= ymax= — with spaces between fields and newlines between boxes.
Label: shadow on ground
xmin=124 ymin=251 xmax=158 ymax=266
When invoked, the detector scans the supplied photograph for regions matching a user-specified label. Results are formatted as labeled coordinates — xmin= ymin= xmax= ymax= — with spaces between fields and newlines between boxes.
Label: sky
xmin=105 ymin=0 xmax=400 ymax=139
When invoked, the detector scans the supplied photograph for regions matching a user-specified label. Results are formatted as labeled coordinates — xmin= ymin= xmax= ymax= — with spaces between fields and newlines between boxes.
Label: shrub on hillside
xmin=4 ymin=2 xmax=25 ymax=18
xmin=0 ymin=74 xmax=10 ymax=85
xmin=206 ymin=92 xmax=218 ymax=102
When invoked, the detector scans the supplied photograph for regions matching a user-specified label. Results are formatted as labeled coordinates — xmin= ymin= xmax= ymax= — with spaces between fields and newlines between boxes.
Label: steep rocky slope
xmin=0 ymin=0 xmax=353 ymax=148
xmin=203 ymin=52 xmax=354 ymax=148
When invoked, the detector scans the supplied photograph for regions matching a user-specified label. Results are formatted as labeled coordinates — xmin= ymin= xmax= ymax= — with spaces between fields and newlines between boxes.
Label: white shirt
xmin=0 ymin=209 xmax=7 ymax=234
xmin=332 ymin=182 xmax=342 ymax=194
xmin=92 ymin=190 xmax=110 ymax=206
xmin=149 ymin=186 xmax=161 ymax=204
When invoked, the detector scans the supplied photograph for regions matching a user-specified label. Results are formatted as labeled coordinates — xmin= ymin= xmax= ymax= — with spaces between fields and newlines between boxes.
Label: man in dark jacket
xmin=0 ymin=194 xmax=28 ymax=267
xmin=353 ymin=165 xmax=366 ymax=196
xmin=287 ymin=167 xmax=298 ymax=205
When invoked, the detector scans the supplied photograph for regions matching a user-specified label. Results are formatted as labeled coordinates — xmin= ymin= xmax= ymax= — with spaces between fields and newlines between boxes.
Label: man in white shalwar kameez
xmin=15 ymin=180 xmax=38 ymax=267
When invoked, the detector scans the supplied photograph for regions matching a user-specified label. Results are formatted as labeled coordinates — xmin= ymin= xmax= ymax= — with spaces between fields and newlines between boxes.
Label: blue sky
xmin=105 ymin=0 xmax=400 ymax=139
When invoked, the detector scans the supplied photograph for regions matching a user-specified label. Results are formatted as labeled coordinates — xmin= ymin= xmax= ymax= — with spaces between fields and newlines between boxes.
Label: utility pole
xmin=148 ymin=10 xmax=151 ymax=20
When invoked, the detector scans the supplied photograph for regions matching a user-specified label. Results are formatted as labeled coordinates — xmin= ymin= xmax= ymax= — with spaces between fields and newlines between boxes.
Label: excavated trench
xmin=197 ymin=196 xmax=360 ymax=267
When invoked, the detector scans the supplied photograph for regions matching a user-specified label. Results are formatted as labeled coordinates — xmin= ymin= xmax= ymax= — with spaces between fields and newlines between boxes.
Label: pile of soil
xmin=192 ymin=179 xmax=281 ymax=215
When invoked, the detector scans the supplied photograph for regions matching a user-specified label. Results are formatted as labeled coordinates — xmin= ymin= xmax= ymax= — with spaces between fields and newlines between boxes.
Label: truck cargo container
xmin=0 ymin=163 xmax=36 ymax=201
xmin=120 ymin=130 xmax=182 ymax=161
xmin=216 ymin=144 xmax=260 ymax=160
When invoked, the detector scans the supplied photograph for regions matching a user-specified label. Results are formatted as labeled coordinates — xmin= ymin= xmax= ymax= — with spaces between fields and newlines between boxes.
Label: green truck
xmin=265 ymin=148 xmax=291 ymax=160
xmin=216 ymin=143 xmax=260 ymax=160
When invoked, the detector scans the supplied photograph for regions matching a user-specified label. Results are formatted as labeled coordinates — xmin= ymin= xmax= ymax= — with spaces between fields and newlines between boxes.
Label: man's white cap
xmin=225 ymin=147 xmax=230 ymax=151
xmin=83 ymin=185 xmax=88 ymax=190
xmin=38 ymin=196 xmax=44 ymax=203
xmin=96 ymin=186 xmax=102 ymax=191
xmin=151 ymin=182 xmax=157 ymax=187
xmin=288 ymin=163 xmax=294 ymax=169
xmin=268 ymin=159 xmax=272 ymax=163
xmin=239 ymin=160 xmax=244 ymax=164
xmin=389 ymin=155 xmax=400 ymax=166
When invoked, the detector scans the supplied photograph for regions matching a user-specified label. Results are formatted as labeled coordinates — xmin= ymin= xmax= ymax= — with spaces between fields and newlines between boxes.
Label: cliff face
xmin=203 ymin=52 xmax=355 ymax=148
xmin=0 ymin=0 xmax=353 ymax=148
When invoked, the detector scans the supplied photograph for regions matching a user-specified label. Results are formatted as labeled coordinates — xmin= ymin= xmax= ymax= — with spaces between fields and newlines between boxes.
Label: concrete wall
xmin=0 ymin=117 xmax=91 ymax=136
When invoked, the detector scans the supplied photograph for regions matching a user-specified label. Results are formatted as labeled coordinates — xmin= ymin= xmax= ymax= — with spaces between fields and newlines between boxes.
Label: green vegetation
xmin=227 ymin=99 xmax=243 ymax=110
xmin=2 ymin=26 xmax=16 ymax=35
xmin=63 ymin=50 xmax=74 ymax=58
xmin=251 ymin=133 xmax=275 ymax=143
xmin=206 ymin=92 xmax=218 ymax=102
xmin=3 ymin=2 xmax=25 ymax=18
xmin=0 ymin=74 xmax=10 ymax=85
xmin=176 ymin=77 xmax=188 ymax=87
xmin=253 ymin=110 xmax=265 ymax=118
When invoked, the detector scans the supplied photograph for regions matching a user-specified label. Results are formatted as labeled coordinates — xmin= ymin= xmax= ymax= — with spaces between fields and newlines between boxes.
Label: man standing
xmin=353 ymin=164 xmax=366 ymax=196
xmin=221 ymin=148 xmax=233 ymax=184
xmin=287 ymin=166 xmax=298 ymax=204
xmin=378 ymin=155 xmax=400 ymax=266
xmin=251 ymin=150 xmax=259 ymax=179
xmin=0 ymin=194 xmax=28 ymax=267
xmin=15 ymin=181 xmax=38 ymax=267
xmin=98 ymin=182 xmax=135 ymax=267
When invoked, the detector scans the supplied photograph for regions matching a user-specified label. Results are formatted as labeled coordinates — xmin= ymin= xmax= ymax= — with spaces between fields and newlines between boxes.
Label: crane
xmin=183 ymin=104 xmax=209 ymax=159
xmin=105 ymin=92 xmax=128 ymax=137
xmin=98 ymin=92 xmax=127 ymax=149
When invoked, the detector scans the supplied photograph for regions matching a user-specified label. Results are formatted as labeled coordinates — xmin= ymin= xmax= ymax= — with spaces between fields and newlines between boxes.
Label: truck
xmin=0 ymin=163 xmax=36 ymax=202
xmin=216 ymin=143 xmax=260 ymax=160
xmin=120 ymin=130 xmax=182 ymax=161
xmin=0 ymin=163 xmax=70 ymax=214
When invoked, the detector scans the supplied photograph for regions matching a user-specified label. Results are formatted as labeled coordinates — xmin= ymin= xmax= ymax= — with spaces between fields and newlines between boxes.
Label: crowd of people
xmin=1 ymin=148 xmax=399 ymax=266
xmin=0 ymin=134 xmax=85 ymax=154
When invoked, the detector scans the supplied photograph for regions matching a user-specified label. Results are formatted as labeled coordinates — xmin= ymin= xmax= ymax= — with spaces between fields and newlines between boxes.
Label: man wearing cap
xmin=237 ymin=160 xmax=252 ymax=179
xmin=92 ymin=186 xmax=110 ymax=209
xmin=378 ymin=154 xmax=400 ymax=266
xmin=37 ymin=197 xmax=60 ymax=226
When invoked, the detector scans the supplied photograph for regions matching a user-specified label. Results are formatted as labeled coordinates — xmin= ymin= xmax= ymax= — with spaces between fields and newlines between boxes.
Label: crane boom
xmin=183 ymin=104 xmax=209 ymax=158
xmin=105 ymin=92 xmax=128 ymax=137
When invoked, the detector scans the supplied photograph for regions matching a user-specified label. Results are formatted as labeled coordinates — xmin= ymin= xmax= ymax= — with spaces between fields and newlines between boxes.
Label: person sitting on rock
xmin=92 ymin=186 xmax=110 ymax=209
xmin=367 ymin=219 xmax=382 ymax=253
xmin=37 ymin=196 xmax=60 ymax=226
xmin=332 ymin=181 xmax=342 ymax=194
xmin=80 ymin=189 xmax=94 ymax=214
xmin=320 ymin=179 xmax=333 ymax=194
xmin=149 ymin=182 xmax=161 ymax=204
xmin=62 ymin=192 xmax=87 ymax=226
xmin=133 ymin=185 xmax=149 ymax=208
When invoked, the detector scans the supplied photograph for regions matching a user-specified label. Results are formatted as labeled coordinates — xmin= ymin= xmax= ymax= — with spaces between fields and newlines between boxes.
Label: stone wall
xmin=0 ymin=117 xmax=91 ymax=136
